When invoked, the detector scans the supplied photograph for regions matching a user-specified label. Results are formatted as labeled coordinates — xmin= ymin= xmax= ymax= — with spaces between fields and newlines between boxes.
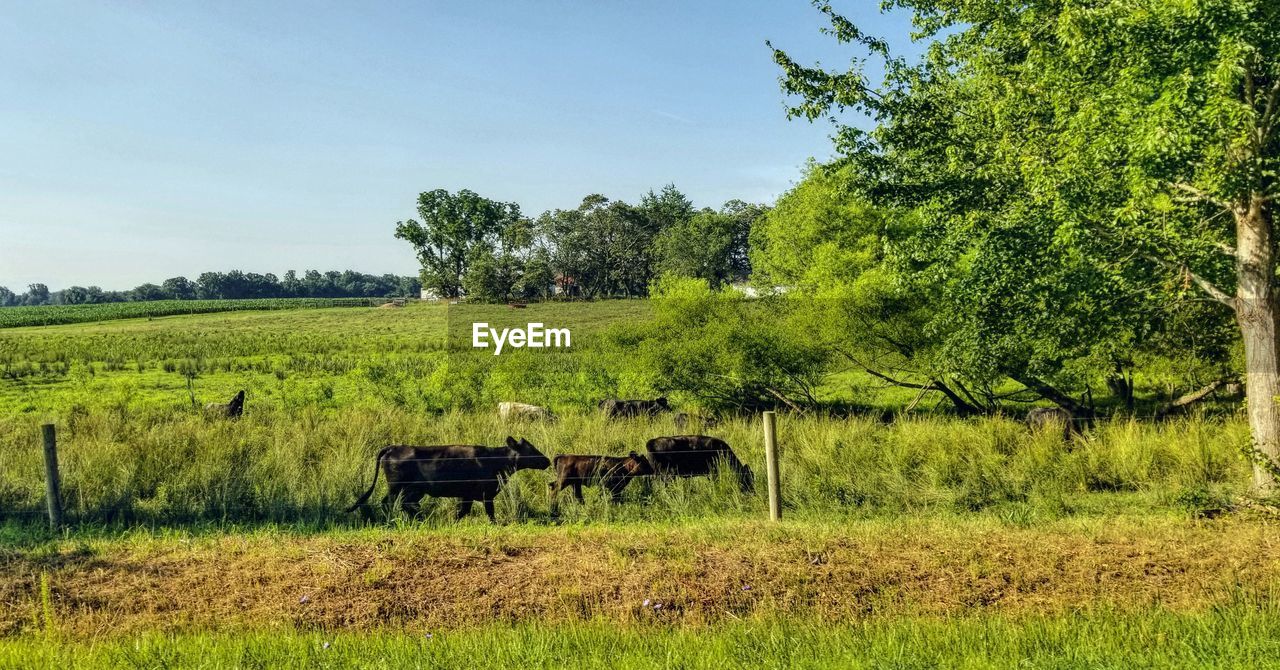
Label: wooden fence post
xmin=41 ymin=424 xmax=63 ymax=530
xmin=763 ymin=411 xmax=781 ymax=522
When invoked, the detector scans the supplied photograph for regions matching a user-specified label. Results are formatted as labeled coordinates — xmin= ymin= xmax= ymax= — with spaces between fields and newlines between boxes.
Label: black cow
xmin=204 ymin=390 xmax=245 ymax=419
xmin=645 ymin=435 xmax=754 ymax=492
xmin=673 ymin=412 xmax=719 ymax=432
xmin=550 ymin=452 xmax=654 ymax=509
xmin=599 ymin=397 xmax=671 ymax=419
xmin=345 ymin=437 xmax=550 ymax=522
xmin=1026 ymin=407 xmax=1076 ymax=441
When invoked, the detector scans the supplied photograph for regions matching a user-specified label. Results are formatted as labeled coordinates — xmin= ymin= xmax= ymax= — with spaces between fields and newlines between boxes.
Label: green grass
xmin=0 ymin=301 xmax=1253 ymax=525
xmin=0 ymin=300 xmax=651 ymax=414
xmin=0 ymin=300 xmax=1267 ymax=665
xmin=0 ymin=405 xmax=1250 ymax=525
xmin=4 ymin=608 xmax=1280 ymax=669
xmin=0 ymin=297 xmax=391 ymax=329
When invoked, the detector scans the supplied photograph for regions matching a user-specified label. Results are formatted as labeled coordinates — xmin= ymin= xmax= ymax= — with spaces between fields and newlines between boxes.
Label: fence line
xmin=0 ymin=468 xmax=760 ymax=520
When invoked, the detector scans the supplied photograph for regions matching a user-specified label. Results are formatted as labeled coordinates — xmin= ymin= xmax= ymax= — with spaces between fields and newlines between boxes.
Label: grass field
xmin=0 ymin=300 xmax=1270 ymax=667
xmin=0 ymin=297 xmax=393 ymax=329
xmin=0 ymin=300 xmax=651 ymax=416
xmin=7 ymin=608 xmax=1280 ymax=669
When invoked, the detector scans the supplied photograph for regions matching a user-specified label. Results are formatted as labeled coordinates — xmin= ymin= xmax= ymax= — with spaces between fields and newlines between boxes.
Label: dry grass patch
xmin=1 ymin=516 xmax=1277 ymax=638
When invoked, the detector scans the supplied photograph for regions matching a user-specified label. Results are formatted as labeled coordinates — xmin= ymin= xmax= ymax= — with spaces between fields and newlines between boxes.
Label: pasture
xmin=0 ymin=297 xmax=391 ymax=329
xmin=0 ymin=300 xmax=1273 ymax=666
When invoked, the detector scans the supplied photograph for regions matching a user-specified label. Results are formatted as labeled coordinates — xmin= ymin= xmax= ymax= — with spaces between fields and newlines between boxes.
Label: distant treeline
xmin=0 ymin=270 xmax=421 ymax=307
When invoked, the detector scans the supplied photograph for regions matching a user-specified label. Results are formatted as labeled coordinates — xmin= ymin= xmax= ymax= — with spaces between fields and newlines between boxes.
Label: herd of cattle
xmin=204 ymin=391 xmax=1080 ymax=522
xmin=347 ymin=397 xmax=751 ymax=522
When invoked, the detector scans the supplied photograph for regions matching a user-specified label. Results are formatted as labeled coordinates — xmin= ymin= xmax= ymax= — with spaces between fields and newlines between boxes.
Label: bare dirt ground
xmin=2 ymin=517 xmax=1277 ymax=637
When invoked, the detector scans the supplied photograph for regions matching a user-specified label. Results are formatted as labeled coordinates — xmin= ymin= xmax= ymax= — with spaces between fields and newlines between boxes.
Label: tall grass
xmin=0 ymin=406 xmax=1251 ymax=526
xmin=0 ymin=302 xmax=1253 ymax=526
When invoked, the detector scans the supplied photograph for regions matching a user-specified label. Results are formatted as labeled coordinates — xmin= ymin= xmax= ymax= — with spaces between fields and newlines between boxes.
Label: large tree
xmin=395 ymin=189 xmax=523 ymax=299
xmin=655 ymin=201 xmax=766 ymax=287
xmin=539 ymin=195 xmax=656 ymax=298
xmin=653 ymin=210 xmax=738 ymax=288
xmin=772 ymin=1 xmax=1279 ymax=490
xmin=750 ymin=163 xmax=994 ymax=414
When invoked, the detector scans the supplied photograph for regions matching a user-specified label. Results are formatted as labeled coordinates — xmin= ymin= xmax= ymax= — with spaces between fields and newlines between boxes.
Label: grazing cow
xmin=204 ymin=390 xmax=245 ymax=419
xmin=673 ymin=412 xmax=719 ymax=432
xmin=550 ymin=452 xmax=654 ymax=508
xmin=1026 ymin=407 xmax=1075 ymax=441
xmin=499 ymin=402 xmax=553 ymax=421
xmin=345 ymin=437 xmax=551 ymax=522
xmin=599 ymin=397 xmax=672 ymax=419
xmin=645 ymin=435 xmax=754 ymax=492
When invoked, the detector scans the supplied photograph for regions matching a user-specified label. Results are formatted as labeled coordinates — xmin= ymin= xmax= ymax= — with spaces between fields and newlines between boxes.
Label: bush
xmin=604 ymin=277 xmax=829 ymax=411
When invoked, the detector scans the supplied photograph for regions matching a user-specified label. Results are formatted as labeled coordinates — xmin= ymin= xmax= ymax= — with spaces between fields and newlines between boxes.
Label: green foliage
xmin=750 ymin=163 xmax=890 ymax=291
xmin=516 ymin=248 xmax=556 ymax=300
xmin=400 ymin=184 xmax=761 ymax=301
xmin=538 ymin=195 xmax=659 ymax=298
xmin=461 ymin=247 xmax=527 ymax=303
xmin=395 ymin=189 xmax=525 ymax=299
xmin=654 ymin=202 xmax=764 ymax=288
xmin=609 ymin=277 xmax=847 ymax=410
xmin=652 ymin=211 xmax=737 ymax=287
xmin=766 ymin=0 xmax=1261 ymax=413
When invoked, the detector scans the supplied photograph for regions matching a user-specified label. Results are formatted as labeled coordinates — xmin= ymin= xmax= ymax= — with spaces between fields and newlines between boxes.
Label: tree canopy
xmin=397 ymin=186 xmax=767 ymax=301
xmin=770 ymin=0 xmax=1277 ymax=488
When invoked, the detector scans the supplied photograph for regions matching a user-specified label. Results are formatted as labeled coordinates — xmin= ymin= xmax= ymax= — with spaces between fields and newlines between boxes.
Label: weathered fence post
xmin=41 ymin=424 xmax=63 ymax=530
xmin=763 ymin=411 xmax=781 ymax=522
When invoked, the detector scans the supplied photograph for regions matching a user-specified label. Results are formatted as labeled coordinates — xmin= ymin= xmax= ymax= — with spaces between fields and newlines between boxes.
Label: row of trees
xmin=394 ymin=185 xmax=765 ymax=301
xmin=0 ymin=270 xmax=420 ymax=307
xmin=757 ymin=1 xmax=1277 ymax=491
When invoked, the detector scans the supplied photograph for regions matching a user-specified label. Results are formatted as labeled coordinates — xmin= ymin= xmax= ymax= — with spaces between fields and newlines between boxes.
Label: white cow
xmin=498 ymin=402 xmax=553 ymax=421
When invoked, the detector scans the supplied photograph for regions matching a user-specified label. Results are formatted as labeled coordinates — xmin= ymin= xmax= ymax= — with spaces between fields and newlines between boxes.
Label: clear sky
xmin=0 ymin=1 xmax=918 ymax=291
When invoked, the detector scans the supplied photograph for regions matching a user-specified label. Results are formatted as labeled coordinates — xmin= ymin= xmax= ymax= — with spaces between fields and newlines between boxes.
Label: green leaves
xmin=605 ymin=277 xmax=829 ymax=410
xmin=768 ymin=0 xmax=1262 ymax=408
xmin=394 ymin=189 xmax=524 ymax=299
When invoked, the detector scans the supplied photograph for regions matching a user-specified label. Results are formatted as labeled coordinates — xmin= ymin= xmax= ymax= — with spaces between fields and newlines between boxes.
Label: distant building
xmin=553 ymin=274 xmax=579 ymax=297
xmin=420 ymin=287 xmax=441 ymax=300
xmin=729 ymin=282 xmax=789 ymax=298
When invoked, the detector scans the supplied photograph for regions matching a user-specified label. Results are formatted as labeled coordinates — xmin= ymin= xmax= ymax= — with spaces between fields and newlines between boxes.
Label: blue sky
xmin=0 ymin=1 xmax=919 ymax=291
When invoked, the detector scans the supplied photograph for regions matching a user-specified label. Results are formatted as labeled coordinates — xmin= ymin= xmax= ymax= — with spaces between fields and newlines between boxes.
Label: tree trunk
xmin=1154 ymin=378 xmax=1230 ymax=420
xmin=1011 ymin=373 xmax=1094 ymax=419
xmin=1105 ymin=365 xmax=1135 ymax=412
xmin=1235 ymin=196 xmax=1280 ymax=495
xmin=933 ymin=379 xmax=982 ymax=416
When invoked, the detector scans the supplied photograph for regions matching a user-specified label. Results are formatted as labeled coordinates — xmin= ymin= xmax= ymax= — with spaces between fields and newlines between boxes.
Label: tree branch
xmin=1157 ymin=258 xmax=1236 ymax=308
xmin=949 ymin=378 xmax=985 ymax=409
xmin=1154 ymin=377 xmax=1235 ymax=420
xmin=903 ymin=381 xmax=933 ymax=413
xmin=1091 ymin=225 xmax=1235 ymax=308
xmin=843 ymin=355 xmax=930 ymax=389
xmin=764 ymin=386 xmax=807 ymax=415
xmin=1259 ymin=77 xmax=1280 ymax=143
xmin=1010 ymin=373 xmax=1093 ymax=417
xmin=832 ymin=348 xmax=982 ymax=415
xmin=1171 ymin=183 xmax=1234 ymax=213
